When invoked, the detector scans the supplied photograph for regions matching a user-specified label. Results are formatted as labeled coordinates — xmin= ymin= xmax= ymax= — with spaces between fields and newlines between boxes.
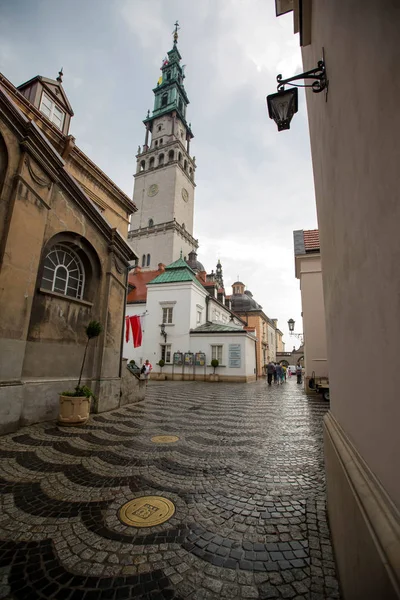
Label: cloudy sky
xmin=0 ymin=0 xmax=317 ymax=348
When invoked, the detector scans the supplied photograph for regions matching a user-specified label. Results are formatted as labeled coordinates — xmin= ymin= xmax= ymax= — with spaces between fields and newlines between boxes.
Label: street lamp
xmin=287 ymin=318 xmax=303 ymax=343
xmin=160 ymin=323 xmax=167 ymax=342
xmin=267 ymin=59 xmax=328 ymax=131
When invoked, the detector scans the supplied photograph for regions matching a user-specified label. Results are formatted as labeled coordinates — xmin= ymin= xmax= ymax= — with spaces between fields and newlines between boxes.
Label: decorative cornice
xmin=128 ymin=219 xmax=199 ymax=249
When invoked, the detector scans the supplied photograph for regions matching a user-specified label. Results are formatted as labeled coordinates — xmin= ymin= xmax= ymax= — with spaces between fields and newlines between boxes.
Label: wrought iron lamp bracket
xmin=160 ymin=324 xmax=167 ymax=343
xmin=277 ymin=60 xmax=327 ymax=94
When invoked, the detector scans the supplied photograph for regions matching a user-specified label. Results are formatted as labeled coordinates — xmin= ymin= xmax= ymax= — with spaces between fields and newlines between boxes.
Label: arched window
xmin=158 ymin=125 xmax=162 ymax=132
xmin=178 ymin=152 xmax=182 ymax=163
xmin=167 ymin=72 xmax=171 ymax=81
xmin=184 ymin=160 xmax=188 ymax=171
xmin=149 ymin=157 xmax=155 ymax=169
xmin=142 ymin=254 xmax=146 ymax=267
xmin=178 ymin=98 xmax=183 ymax=112
xmin=41 ymin=244 xmax=85 ymax=299
xmin=140 ymin=160 xmax=145 ymax=172
xmin=161 ymin=93 xmax=168 ymax=107
xmin=160 ymin=138 xmax=163 ymax=145
xmin=189 ymin=167 xmax=193 ymax=177
xmin=168 ymin=150 xmax=174 ymax=161
xmin=155 ymin=140 xmax=158 ymax=147
xmin=146 ymin=254 xmax=151 ymax=267
xmin=148 ymin=218 xmax=154 ymax=228
xmin=159 ymin=154 xmax=164 ymax=166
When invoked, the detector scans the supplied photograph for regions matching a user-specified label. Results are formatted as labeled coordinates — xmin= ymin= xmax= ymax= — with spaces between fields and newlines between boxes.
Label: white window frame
xmin=41 ymin=244 xmax=85 ymax=299
xmin=211 ymin=345 xmax=223 ymax=364
xmin=160 ymin=344 xmax=172 ymax=363
xmin=162 ymin=307 xmax=173 ymax=324
xmin=197 ymin=310 xmax=202 ymax=325
xmin=39 ymin=91 xmax=65 ymax=130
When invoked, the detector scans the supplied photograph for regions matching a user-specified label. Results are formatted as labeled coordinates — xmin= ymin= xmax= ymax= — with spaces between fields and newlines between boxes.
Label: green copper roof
xmin=191 ymin=323 xmax=246 ymax=334
xmin=148 ymin=256 xmax=204 ymax=288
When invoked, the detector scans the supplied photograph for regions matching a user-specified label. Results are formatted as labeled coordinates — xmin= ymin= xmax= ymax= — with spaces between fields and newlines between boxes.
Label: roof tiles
xmin=303 ymin=229 xmax=320 ymax=252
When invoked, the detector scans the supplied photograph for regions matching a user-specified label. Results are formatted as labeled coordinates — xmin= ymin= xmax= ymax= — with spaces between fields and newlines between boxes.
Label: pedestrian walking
xmin=266 ymin=361 xmax=275 ymax=386
xmin=273 ymin=363 xmax=278 ymax=384
xmin=141 ymin=359 xmax=153 ymax=384
xmin=275 ymin=363 xmax=282 ymax=384
xmin=282 ymin=365 xmax=287 ymax=383
xmin=296 ymin=363 xmax=302 ymax=384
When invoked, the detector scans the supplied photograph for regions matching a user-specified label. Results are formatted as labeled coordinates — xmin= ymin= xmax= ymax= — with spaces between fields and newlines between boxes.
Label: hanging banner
xmin=173 ymin=352 xmax=183 ymax=366
xmin=195 ymin=352 xmax=206 ymax=367
xmin=184 ymin=352 xmax=194 ymax=366
xmin=229 ymin=344 xmax=242 ymax=368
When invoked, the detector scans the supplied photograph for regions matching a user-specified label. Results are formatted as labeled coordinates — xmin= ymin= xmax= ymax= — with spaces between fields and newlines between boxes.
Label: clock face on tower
xmin=148 ymin=184 xmax=159 ymax=197
xmin=181 ymin=188 xmax=189 ymax=202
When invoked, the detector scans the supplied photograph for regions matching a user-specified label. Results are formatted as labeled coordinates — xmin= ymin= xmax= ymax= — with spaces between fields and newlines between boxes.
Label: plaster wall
xmin=144 ymin=281 xmax=207 ymax=366
xmin=188 ymin=333 xmax=256 ymax=380
xmin=302 ymin=0 xmax=400 ymax=510
xmin=298 ymin=254 xmax=328 ymax=380
xmin=298 ymin=0 xmax=400 ymax=594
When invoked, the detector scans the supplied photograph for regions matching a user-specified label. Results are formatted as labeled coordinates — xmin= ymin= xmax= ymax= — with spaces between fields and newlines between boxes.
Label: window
xmin=155 ymin=140 xmax=158 ymax=147
xmin=168 ymin=150 xmax=174 ymax=161
xmin=41 ymin=244 xmax=84 ymax=299
xmin=160 ymin=138 xmax=163 ymax=145
xmin=167 ymin=72 xmax=171 ymax=81
xmin=184 ymin=160 xmax=187 ymax=171
xmin=39 ymin=92 xmax=65 ymax=130
xmin=142 ymin=254 xmax=146 ymax=267
xmin=178 ymin=98 xmax=183 ymax=112
xmin=149 ymin=157 xmax=155 ymax=169
xmin=178 ymin=152 xmax=182 ymax=163
xmin=140 ymin=160 xmax=145 ymax=172
xmin=158 ymin=125 xmax=162 ymax=131
xmin=148 ymin=218 xmax=154 ymax=228
xmin=160 ymin=344 xmax=171 ymax=363
xmin=211 ymin=345 xmax=223 ymax=363
xmin=146 ymin=253 xmax=151 ymax=267
xmin=161 ymin=93 xmax=168 ymax=107
xmin=162 ymin=307 xmax=173 ymax=324
xmin=197 ymin=310 xmax=202 ymax=325
xmin=159 ymin=153 xmax=164 ymax=166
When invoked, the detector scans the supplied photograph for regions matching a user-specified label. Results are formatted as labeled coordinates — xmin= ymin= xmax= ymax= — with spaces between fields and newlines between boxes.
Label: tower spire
xmin=173 ymin=20 xmax=180 ymax=45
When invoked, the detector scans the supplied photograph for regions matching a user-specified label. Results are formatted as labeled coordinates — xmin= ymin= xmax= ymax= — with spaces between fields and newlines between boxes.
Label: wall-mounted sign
xmin=173 ymin=352 xmax=183 ymax=366
xmin=229 ymin=344 xmax=242 ymax=368
xmin=195 ymin=352 xmax=206 ymax=367
xmin=184 ymin=352 xmax=194 ymax=366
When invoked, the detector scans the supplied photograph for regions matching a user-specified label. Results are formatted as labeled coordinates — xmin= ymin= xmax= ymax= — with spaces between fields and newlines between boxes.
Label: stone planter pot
xmin=58 ymin=395 xmax=90 ymax=426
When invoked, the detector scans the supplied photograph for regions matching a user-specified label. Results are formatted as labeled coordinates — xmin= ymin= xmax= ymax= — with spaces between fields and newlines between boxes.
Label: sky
xmin=0 ymin=0 xmax=317 ymax=349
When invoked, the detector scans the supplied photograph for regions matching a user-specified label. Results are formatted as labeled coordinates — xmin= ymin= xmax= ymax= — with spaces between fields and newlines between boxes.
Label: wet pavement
xmin=0 ymin=379 xmax=340 ymax=599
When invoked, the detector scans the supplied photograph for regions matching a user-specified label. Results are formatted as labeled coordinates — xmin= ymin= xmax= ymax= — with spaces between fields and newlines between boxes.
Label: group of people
xmin=266 ymin=362 xmax=303 ymax=385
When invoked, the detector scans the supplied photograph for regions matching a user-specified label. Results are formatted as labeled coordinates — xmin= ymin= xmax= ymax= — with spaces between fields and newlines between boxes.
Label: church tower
xmin=128 ymin=23 xmax=198 ymax=270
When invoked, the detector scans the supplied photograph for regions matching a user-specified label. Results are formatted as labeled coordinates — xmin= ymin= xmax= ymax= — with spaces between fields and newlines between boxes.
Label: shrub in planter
xmin=59 ymin=321 xmax=102 ymax=425
xmin=211 ymin=359 xmax=219 ymax=374
xmin=158 ymin=359 xmax=165 ymax=372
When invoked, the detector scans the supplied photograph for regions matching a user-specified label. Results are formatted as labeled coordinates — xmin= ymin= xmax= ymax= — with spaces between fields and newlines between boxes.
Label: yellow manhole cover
xmin=151 ymin=435 xmax=179 ymax=443
xmin=119 ymin=496 xmax=175 ymax=527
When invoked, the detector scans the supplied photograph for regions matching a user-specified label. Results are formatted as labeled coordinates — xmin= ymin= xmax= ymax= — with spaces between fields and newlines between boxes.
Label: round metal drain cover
xmin=151 ymin=435 xmax=179 ymax=443
xmin=119 ymin=496 xmax=175 ymax=528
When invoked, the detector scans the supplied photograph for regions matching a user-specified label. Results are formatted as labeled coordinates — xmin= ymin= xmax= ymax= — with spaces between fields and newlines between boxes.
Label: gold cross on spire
xmin=173 ymin=20 xmax=180 ymax=44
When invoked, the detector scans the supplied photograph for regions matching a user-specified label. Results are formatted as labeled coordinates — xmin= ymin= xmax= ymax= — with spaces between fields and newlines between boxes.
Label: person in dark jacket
xmin=266 ymin=361 xmax=275 ymax=386
xmin=296 ymin=363 xmax=302 ymax=384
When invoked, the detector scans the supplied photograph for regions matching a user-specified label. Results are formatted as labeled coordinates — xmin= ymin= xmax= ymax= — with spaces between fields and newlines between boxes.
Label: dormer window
xmin=39 ymin=92 xmax=65 ymax=130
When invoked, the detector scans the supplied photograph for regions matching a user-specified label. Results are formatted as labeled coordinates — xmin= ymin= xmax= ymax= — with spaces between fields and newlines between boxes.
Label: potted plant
xmin=59 ymin=320 xmax=103 ymax=426
xmin=210 ymin=358 xmax=219 ymax=382
xmin=157 ymin=359 xmax=166 ymax=380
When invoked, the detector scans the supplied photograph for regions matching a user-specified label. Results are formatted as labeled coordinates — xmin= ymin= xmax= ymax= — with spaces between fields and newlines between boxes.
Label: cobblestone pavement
xmin=0 ymin=379 xmax=341 ymax=600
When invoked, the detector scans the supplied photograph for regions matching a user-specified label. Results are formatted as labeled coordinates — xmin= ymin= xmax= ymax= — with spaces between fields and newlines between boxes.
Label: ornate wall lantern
xmin=160 ymin=323 xmax=167 ymax=342
xmin=267 ymin=60 xmax=328 ymax=131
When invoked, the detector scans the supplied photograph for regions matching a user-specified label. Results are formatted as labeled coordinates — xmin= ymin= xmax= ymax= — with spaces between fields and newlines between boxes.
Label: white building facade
xmin=123 ymin=258 xmax=257 ymax=382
